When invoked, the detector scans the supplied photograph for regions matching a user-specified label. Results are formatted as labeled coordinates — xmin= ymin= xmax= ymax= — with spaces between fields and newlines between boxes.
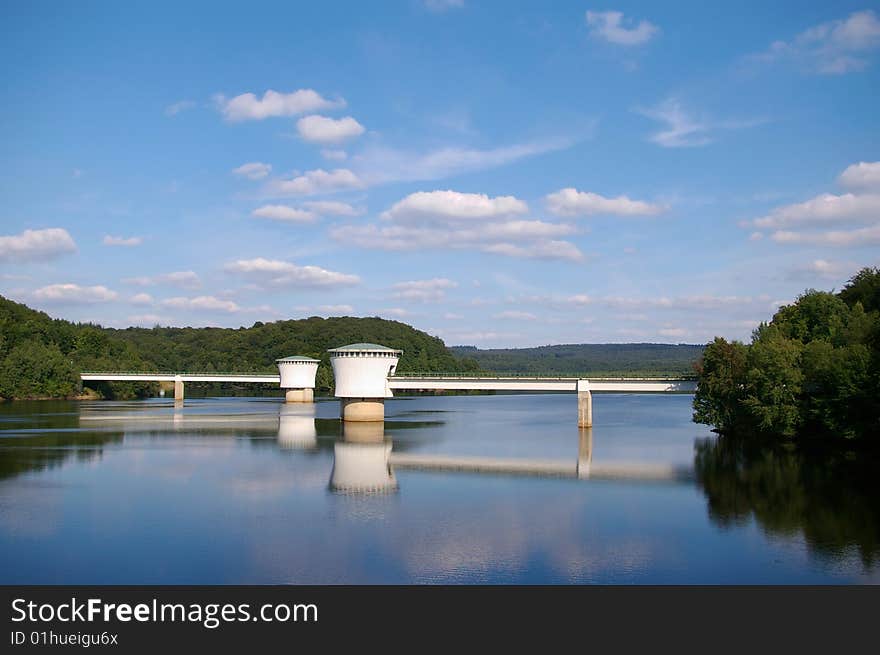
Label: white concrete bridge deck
xmin=387 ymin=375 xmax=697 ymax=393
xmin=80 ymin=372 xmax=281 ymax=383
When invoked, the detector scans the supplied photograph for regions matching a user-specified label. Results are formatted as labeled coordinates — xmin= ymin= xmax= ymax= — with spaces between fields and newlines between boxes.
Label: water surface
xmin=0 ymin=394 xmax=876 ymax=583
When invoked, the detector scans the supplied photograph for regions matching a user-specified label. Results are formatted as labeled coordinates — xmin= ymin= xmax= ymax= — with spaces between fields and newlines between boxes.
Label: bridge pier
xmin=174 ymin=376 xmax=184 ymax=402
xmin=577 ymin=427 xmax=593 ymax=479
xmin=577 ymin=380 xmax=592 ymax=428
xmin=285 ymin=388 xmax=314 ymax=403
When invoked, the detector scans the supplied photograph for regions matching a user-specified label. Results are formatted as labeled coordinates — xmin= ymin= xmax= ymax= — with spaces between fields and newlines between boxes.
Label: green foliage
xmin=0 ymin=296 xmax=477 ymax=399
xmin=693 ymin=267 xmax=880 ymax=441
xmin=450 ymin=343 xmax=703 ymax=377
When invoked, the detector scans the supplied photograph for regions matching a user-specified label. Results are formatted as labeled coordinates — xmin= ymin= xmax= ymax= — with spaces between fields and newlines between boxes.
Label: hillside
xmin=450 ymin=343 xmax=704 ymax=377
xmin=0 ymin=295 xmax=479 ymax=399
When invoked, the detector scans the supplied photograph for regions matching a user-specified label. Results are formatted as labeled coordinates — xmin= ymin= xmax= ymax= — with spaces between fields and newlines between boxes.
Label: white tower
xmin=328 ymin=343 xmax=402 ymax=422
xmin=276 ymin=356 xmax=320 ymax=403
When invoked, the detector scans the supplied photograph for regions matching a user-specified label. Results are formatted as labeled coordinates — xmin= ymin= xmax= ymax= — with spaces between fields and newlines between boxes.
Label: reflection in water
xmin=330 ymin=422 xmax=397 ymax=494
xmin=694 ymin=436 xmax=880 ymax=568
xmin=277 ymin=404 xmax=318 ymax=450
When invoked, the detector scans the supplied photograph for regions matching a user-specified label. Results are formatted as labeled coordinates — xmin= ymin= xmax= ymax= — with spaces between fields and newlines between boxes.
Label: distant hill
xmin=0 ymin=295 xmax=479 ymax=400
xmin=450 ymin=343 xmax=704 ymax=377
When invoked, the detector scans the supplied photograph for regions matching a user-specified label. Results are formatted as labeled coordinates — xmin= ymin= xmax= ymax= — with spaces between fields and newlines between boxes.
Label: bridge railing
xmin=80 ymin=371 xmax=278 ymax=377
xmin=391 ymin=372 xmax=698 ymax=381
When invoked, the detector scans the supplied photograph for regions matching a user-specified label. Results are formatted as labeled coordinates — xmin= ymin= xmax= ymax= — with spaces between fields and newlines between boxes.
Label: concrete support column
xmin=174 ymin=377 xmax=184 ymax=402
xmin=340 ymin=398 xmax=385 ymax=422
xmin=285 ymin=388 xmax=314 ymax=403
xmin=577 ymin=379 xmax=592 ymax=428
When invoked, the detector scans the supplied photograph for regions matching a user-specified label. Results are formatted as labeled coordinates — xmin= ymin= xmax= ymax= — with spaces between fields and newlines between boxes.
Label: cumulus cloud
xmin=753 ymin=192 xmax=880 ymax=229
xmin=103 ymin=235 xmax=142 ymax=247
xmin=252 ymin=205 xmax=317 ymax=223
xmin=752 ymin=10 xmax=880 ymax=74
xmin=224 ymin=257 xmax=360 ymax=288
xmin=296 ymin=115 xmax=365 ymax=144
xmin=392 ymin=278 xmax=458 ymax=302
xmin=792 ymin=259 xmax=859 ymax=279
xmin=381 ymin=190 xmax=528 ymax=222
xmin=635 ymin=98 xmax=762 ymax=148
xmin=122 ymin=271 xmax=201 ymax=290
xmin=302 ymin=200 xmax=363 ymax=217
xmin=333 ymin=189 xmax=580 ymax=261
xmin=215 ymin=89 xmax=344 ymax=121
xmin=0 ymin=228 xmax=77 ymax=262
xmin=771 ymin=224 xmax=880 ymax=247
xmin=233 ymin=162 xmax=272 ymax=180
xmin=545 ymin=188 xmax=665 ymax=217
xmin=130 ymin=293 xmax=154 ymax=305
xmin=265 ymin=168 xmax=364 ymax=196
xmin=752 ymin=160 xmax=880 ymax=247
xmin=586 ymin=10 xmax=659 ymax=46
xmin=33 ymin=283 xmax=118 ymax=303
xmin=838 ymin=161 xmax=880 ymax=190
xmin=161 ymin=296 xmax=241 ymax=313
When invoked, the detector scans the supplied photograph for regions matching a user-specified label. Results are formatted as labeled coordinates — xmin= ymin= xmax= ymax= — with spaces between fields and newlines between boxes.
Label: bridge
xmin=80 ymin=343 xmax=697 ymax=425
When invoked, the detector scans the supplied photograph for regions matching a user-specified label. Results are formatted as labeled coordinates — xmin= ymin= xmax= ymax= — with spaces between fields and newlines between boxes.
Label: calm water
xmin=0 ymin=393 xmax=877 ymax=584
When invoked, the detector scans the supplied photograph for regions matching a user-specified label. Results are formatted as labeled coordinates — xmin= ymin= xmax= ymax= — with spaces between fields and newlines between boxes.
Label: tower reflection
xmin=277 ymin=403 xmax=318 ymax=450
xmin=330 ymin=421 xmax=398 ymax=494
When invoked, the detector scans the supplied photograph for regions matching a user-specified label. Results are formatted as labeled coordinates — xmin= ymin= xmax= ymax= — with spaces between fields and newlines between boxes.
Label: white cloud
xmin=753 ymin=10 xmax=880 ymax=74
xmin=753 ymin=192 xmax=880 ymax=229
xmin=161 ymin=296 xmax=241 ymax=313
xmin=103 ymin=235 xmax=142 ymax=247
xmin=215 ymin=89 xmax=344 ymax=121
xmin=658 ymin=327 xmax=687 ymax=338
xmin=233 ymin=162 xmax=272 ymax=180
xmin=0 ymin=228 xmax=77 ymax=262
xmin=296 ymin=115 xmax=365 ymax=144
xmin=794 ymin=259 xmax=859 ymax=279
xmin=771 ymin=224 xmax=880 ymax=247
xmin=330 ymin=223 xmax=580 ymax=260
xmin=302 ymin=200 xmax=363 ymax=217
xmin=122 ymin=271 xmax=201 ymax=290
xmin=165 ymin=100 xmax=195 ymax=116
xmin=381 ymin=307 xmax=414 ymax=318
xmin=392 ymin=278 xmax=458 ymax=302
xmin=318 ymin=304 xmax=354 ymax=314
xmin=252 ymin=205 xmax=317 ymax=223
xmin=352 ymin=138 xmax=574 ymax=185
xmin=424 ymin=0 xmax=464 ymax=11
xmin=129 ymin=293 xmax=154 ymax=305
xmin=481 ymin=240 xmax=584 ymax=261
xmin=636 ymin=98 xmax=761 ymax=148
xmin=321 ymin=149 xmax=348 ymax=161
xmin=749 ymin=231 xmax=764 ymax=241
xmin=494 ymin=310 xmax=538 ymax=320
xmin=839 ymin=161 xmax=880 ymax=190
xmin=545 ymin=188 xmax=665 ymax=217
xmin=381 ymin=190 xmax=528 ymax=222
xmin=33 ymin=283 xmax=118 ymax=304
xmin=224 ymin=257 xmax=360 ymax=288
xmin=443 ymin=312 xmax=463 ymax=320
xmin=586 ymin=10 xmax=659 ymax=46
xmin=265 ymin=168 xmax=364 ymax=196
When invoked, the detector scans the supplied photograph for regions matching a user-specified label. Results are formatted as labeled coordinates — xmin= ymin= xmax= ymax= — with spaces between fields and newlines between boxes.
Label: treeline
xmin=450 ymin=343 xmax=703 ymax=377
xmin=0 ymin=296 xmax=480 ymax=400
xmin=694 ymin=267 xmax=880 ymax=442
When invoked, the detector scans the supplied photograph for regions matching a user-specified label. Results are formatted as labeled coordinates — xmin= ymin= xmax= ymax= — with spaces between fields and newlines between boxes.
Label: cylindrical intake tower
xmin=276 ymin=356 xmax=320 ymax=403
xmin=328 ymin=343 xmax=402 ymax=422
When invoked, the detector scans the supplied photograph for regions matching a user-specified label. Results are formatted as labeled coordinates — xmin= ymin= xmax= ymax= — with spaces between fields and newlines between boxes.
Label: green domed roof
xmin=327 ymin=343 xmax=402 ymax=353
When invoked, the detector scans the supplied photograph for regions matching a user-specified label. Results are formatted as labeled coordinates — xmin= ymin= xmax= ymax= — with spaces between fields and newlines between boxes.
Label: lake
xmin=0 ymin=393 xmax=877 ymax=584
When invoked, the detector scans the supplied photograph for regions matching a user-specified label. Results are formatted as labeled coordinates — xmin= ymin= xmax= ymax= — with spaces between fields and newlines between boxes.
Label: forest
xmin=693 ymin=267 xmax=880 ymax=442
xmin=0 ymin=296 xmax=480 ymax=399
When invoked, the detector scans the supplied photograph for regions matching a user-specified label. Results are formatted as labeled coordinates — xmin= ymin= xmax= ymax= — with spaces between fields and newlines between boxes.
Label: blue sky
xmin=1 ymin=0 xmax=879 ymax=347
